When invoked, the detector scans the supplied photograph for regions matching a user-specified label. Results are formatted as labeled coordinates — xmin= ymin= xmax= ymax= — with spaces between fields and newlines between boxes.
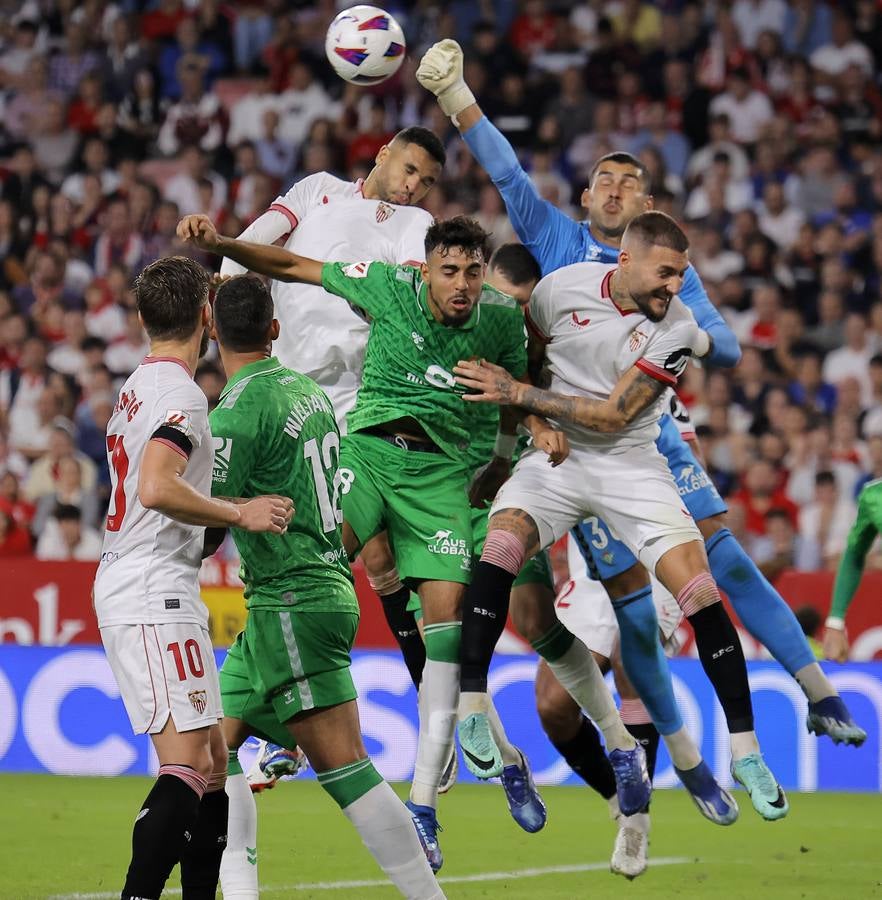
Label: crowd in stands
xmin=1 ymin=0 xmax=881 ymax=576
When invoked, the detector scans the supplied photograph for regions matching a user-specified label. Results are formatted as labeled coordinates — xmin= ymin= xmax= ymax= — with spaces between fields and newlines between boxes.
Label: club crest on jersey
xmin=343 ymin=261 xmax=371 ymax=278
xmin=570 ymin=311 xmax=591 ymax=329
xmin=375 ymin=201 xmax=395 ymax=223
xmin=212 ymin=436 xmax=232 ymax=484
xmin=188 ymin=690 xmax=207 ymax=715
xmin=629 ymin=328 xmax=649 ymax=352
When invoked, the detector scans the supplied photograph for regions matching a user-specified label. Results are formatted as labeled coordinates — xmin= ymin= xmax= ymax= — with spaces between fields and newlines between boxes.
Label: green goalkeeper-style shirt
xmin=320 ymin=261 xmax=528 ymax=464
xmin=830 ymin=478 xmax=882 ymax=619
xmin=209 ymin=357 xmax=357 ymax=613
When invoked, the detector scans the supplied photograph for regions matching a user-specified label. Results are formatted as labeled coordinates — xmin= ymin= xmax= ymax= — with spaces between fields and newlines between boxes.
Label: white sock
xmin=795 ymin=662 xmax=837 ymax=703
xmin=410 ymin=658 xmax=458 ymax=808
xmin=219 ymin=771 xmax=258 ymax=899
xmin=344 ymin=781 xmax=446 ymax=899
xmin=661 ymin=726 xmax=702 ymax=770
xmin=457 ymin=689 xmax=487 ymax=719
xmin=730 ymin=730 xmax=760 ymax=760
xmin=486 ymin=694 xmax=522 ymax=766
xmin=547 ymin=638 xmax=636 ymax=752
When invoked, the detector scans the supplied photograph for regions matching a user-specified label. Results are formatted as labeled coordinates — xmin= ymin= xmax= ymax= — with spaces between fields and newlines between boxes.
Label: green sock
xmin=317 ymin=758 xmax=383 ymax=809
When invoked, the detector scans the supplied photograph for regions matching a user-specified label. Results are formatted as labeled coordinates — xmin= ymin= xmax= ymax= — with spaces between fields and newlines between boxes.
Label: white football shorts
xmin=101 ymin=621 xmax=222 ymax=734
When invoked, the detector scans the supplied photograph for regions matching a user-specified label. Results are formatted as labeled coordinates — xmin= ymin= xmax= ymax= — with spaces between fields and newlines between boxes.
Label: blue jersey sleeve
xmin=679 ymin=265 xmax=741 ymax=367
xmin=462 ymin=116 xmax=584 ymax=275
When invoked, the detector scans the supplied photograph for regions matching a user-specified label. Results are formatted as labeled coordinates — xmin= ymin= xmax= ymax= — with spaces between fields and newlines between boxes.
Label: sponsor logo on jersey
xmin=322 ymin=546 xmax=349 ymax=565
xmin=570 ymin=311 xmax=591 ymax=329
xmin=676 ymin=464 xmax=712 ymax=496
xmin=342 ymin=261 xmax=371 ymax=279
xmin=212 ymin=437 xmax=232 ymax=484
xmin=584 ymin=241 xmax=603 ymax=261
xmin=411 ymin=331 xmax=425 ymax=350
xmin=428 ymin=529 xmax=469 ymax=558
xmin=188 ymin=690 xmax=207 ymax=715
xmin=629 ymin=328 xmax=649 ymax=352
xmin=375 ymin=201 xmax=395 ymax=223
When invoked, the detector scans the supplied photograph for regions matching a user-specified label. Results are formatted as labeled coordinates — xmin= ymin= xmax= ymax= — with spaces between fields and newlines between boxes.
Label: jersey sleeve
xmin=267 ymin=172 xmax=328 ymax=233
xmin=829 ymin=486 xmax=881 ymax=619
xmin=679 ymin=265 xmax=741 ymax=367
xmin=149 ymin=382 xmax=209 ymax=459
xmin=320 ymin=260 xmax=398 ymax=317
xmin=525 ymin=272 xmax=556 ymax=343
xmin=395 ymin=209 xmax=432 ymax=265
xmin=496 ymin=312 xmax=528 ymax=380
xmin=220 ymin=209 xmax=298 ymax=277
xmin=636 ymin=319 xmax=701 ymax=386
xmin=462 ymin=116 xmax=584 ymax=275
xmin=208 ymin=404 xmax=258 ymax=498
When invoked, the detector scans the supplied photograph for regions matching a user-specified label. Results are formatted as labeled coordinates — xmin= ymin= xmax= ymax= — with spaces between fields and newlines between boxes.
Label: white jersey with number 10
xmin=93 ymin=356 xmax=212 ymax=628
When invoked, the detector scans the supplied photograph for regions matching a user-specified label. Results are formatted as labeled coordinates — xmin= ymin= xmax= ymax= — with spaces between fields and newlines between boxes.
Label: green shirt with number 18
xmin=320 ymin=261 xmax=528 ymax=463
xmin=209 ymin=357 xmax=357 ymax=614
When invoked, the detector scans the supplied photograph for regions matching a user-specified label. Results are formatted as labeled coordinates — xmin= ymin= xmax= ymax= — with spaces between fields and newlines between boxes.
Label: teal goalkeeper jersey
xmin=209 ymin=357 xmax=357 ymax=613
xmin=320 ymin=261 xmax=528 ymax=462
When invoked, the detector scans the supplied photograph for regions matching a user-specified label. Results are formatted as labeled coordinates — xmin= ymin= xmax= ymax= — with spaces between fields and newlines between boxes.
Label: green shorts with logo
xmin=219 ymin=608 xmax=359 ymax=742
xmin=341 ymin=431 xmax=474 ymax=586
xmin=406 ymin=505 xmax=554 ymax=616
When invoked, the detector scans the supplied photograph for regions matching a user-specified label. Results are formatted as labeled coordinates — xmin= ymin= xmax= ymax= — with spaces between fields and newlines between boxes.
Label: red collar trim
xmin=353 ymin=178 xmax=365 ymax=197
xmin=143 ymin=355 xmax=191 ymax=376
xmin=601 ymin=269 xmax=637 ymax=316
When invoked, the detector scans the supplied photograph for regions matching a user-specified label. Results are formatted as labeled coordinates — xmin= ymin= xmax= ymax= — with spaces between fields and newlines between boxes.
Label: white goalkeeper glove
xmin=416 ymin=39 xmax=475 ymax=121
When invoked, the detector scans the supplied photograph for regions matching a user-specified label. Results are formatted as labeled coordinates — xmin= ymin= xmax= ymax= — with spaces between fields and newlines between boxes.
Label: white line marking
xmin=49 ymin=856 xmax=693 ymax=899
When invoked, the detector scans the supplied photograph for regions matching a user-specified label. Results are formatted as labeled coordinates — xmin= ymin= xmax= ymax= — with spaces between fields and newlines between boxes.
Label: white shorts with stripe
xmin=101 ymin=622 xmax=222 ymax=734
xmin=491 ymin=442 xmax=702 ymax=575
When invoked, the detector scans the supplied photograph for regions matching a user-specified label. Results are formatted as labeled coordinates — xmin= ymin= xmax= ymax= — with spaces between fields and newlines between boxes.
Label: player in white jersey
xmin=93 ymin=256 xmax=293 ymax=900
xmin=455 ymin=212 xmax=794 ymax=832
xmin=220 ymin=129 xmax=445 ymax=787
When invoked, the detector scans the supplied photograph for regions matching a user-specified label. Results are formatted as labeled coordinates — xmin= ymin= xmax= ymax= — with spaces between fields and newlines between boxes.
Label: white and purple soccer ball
xmin=325 ymin=5 xmax=406 ymax=85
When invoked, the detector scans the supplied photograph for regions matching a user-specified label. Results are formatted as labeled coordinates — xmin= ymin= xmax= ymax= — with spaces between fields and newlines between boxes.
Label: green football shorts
xmin=341 ymin=431 xmax=474 ymax=586
xmin=220 ymin=609 xmax=359 ymax=740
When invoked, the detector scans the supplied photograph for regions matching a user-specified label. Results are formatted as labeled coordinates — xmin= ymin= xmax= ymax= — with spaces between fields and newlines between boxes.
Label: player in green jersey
xmin=823 ymin=479 xmax=882 ymax=673
xmin=178 ymin=212 xmax=558 ymax=872
xmin=206 ymin=275 xmax=444 ymax=900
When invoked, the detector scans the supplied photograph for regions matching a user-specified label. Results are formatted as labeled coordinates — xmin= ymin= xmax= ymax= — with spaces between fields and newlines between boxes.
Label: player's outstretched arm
xmin=417 ymin=40 xmax=578 ymax=273
xmin=177 ymin=215 xmax=324 ymax=285
xmin=140 ymin=440 xmax=294 ymax=532
xmin=454 ymin=359 xmax=667 ymax=434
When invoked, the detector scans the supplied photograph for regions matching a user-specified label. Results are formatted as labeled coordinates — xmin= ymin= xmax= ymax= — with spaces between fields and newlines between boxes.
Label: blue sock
xmin=706 ymin=528 xmax=814 ymax=675
xmin=612 ymin=586 xmax=683 ymax=735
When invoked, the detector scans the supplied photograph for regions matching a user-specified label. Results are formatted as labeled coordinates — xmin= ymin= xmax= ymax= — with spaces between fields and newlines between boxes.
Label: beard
xmin=199 ymin=328 xmax=210 ymax=358
xmin=633 ymin=290 xmax=671 ymax=322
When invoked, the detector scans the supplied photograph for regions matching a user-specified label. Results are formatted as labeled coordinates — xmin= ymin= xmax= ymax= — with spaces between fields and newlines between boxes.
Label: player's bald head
xmin=214 ymin=274 xmax=276 ymax=352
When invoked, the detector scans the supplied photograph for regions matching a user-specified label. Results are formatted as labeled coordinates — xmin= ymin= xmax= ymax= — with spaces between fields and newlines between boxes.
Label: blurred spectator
xmin=92 ymin=200 xmax=145 ymax=278
xmin=611 ymin=0 xmax=662 ymax=52
xmin=810 ymin=11 xmax=874 ymax=83
xmin=227 ymin=76 xmax=279 ymax=146
xmin=732 ymin=458 xmax=800 ymax=535
xmin=162 ymin=147 xmax=227 ymax=217
xmin=159 ymin=17 xmax=226 ymax=101
xmin=255 ymin=108 xmax=296 ymax=182
xmin=822 ymin=313 xmax=876 ymax=403
xmin=276 ymin=62 xmax=335 ymax=150
xmin=32 ymin=454 xmax=101 ymax=534
xmin=83 ymin=280 xmax=126 ymax=344
xmin=35 ymin=502 xmax=102 ymax=561
xmin=708 ymin=67 xmax=774 ymax=145
xmin=731 ymin=0 xmax=787 ymax=51
xmin=0 ymin=498 xmax=32 ymax=558
xmin=758 ymin=182 xmax=806 ymax=251
xmin=157 ymin=56 xmax=227 ymax=156
xmin=23 ymin=417 xmax=97 ymax=501
xmin=47 ymin=310 xmax=87 ymax=376
xmin=48 ymin=21 xmax=100 ymax=96
xmin=686 ymin=113 xmax=750 ymax=186
xmin=782 ymin=0 xmax=834 ymax=57
xmin=32 ymin=97 xmax=79 ymax=184
xmin=510 ymin=0 xmax=559 ymax=58
xmin=234 ymin=5 xmax=273 ymax=73
xmin=117 ymin=69 xmax=168 ymax=152
xmin=788 ymin=345 xmax=837 ymax=416
xmin=752 ymin=508 xmax=819 ymax=576
xmin=798 ymin=470 xmax=856 ymax=568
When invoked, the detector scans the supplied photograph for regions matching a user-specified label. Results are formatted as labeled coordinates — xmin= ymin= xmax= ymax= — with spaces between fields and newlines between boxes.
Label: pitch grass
xmin=2 ymin=774 xmax=880 ymax=899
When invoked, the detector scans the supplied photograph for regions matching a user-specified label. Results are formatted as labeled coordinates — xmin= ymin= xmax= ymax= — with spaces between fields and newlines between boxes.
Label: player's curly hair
xmin=424 ymin=215 xmax=490 ymax=261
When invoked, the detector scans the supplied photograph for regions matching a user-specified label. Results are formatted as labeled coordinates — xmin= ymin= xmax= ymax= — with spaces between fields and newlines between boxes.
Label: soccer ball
xmin=325 ymin=5 xmax=406 ymax=85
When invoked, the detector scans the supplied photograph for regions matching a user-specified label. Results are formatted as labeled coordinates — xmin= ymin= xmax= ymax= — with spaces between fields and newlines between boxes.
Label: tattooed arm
xmin=453 ymin=359 xmax=668 ymax=433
